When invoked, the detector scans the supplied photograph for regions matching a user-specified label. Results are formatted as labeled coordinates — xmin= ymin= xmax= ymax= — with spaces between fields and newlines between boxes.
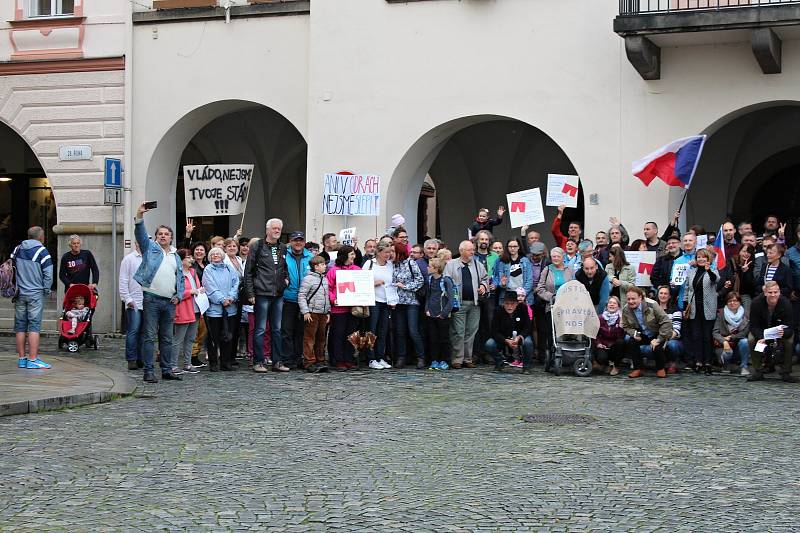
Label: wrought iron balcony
xmin=615 ymin=0 xmax=800 ymax=79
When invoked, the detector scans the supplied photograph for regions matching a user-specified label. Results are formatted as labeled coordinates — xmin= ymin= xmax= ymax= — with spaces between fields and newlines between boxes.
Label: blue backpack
xmin=441 ymin=276 xmax=459 ymax=311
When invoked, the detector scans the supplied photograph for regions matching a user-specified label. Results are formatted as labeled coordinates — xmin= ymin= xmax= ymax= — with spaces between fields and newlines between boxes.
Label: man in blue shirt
xmin=621 ymin=286 xmax=673 ymax=379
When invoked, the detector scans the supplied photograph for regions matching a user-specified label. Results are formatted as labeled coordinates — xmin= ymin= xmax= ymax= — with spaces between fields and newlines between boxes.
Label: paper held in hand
xmin=339 ymin=227 xmax=356 ymax=247
xmin=670 ymin=263 xmax=689 ymax=286
xmin=335 ymin=269 xmax=376 ymax=307
xmin=545 ymin=174 xmax=580 ymax=208
xmin=506 ymin=188 xmax=545 ymax=228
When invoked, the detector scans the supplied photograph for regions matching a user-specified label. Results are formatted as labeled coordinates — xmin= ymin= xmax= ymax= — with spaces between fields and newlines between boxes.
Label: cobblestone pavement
xmin=1 ymin=337 xmax=799 ymax=532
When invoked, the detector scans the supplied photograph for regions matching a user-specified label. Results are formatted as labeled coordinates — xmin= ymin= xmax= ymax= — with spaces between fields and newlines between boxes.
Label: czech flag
xmin=632 ymin=135 xmax=707 ymax=189
xmin=713 ymin=225 xmax=726 ymax=270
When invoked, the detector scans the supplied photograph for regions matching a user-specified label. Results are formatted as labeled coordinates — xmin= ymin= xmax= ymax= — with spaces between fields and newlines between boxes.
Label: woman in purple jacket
xmin=594 ymin=296 xmax=626 ymax=375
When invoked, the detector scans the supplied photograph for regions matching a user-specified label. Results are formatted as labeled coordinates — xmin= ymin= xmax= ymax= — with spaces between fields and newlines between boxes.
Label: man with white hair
xmin=58 ymin=233 xmax=99 ymax=290
xmin=443 ymin=240 xmax=489 ymax=368
xmin=245 ymin=218 xmax=289 ymax=373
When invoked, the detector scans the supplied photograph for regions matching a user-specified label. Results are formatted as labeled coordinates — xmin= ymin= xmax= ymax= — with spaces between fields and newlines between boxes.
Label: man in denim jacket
xmin=134 ymin=203 xmax=185 ymax=383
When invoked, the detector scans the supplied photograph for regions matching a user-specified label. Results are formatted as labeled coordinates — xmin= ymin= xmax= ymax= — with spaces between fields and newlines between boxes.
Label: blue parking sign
xmin=105 ymin=158 xmax=122 ymax=188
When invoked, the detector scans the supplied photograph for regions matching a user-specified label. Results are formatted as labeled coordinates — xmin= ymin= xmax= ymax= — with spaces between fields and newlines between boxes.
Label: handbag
xmin=351 ymin=305 xmax=370 ymax=318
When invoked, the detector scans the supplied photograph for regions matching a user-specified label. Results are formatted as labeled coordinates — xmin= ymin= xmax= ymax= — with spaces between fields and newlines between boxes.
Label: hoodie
xmin=11 ymin=239 xmax=53 ymax=297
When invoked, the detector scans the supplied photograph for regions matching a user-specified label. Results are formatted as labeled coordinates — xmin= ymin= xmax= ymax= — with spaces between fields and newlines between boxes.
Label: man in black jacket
xmin=747 ymin=281 xmax=796 ymax=382
xmin=486 ymin=292 xmax=534 ymax=373
xmin=245 ymin=218 xmax=289 ymax=373
xmin=59 ymin=234 xmax=99 ymax=290
xmin=650 ymin=235 xmax=681 ymax=292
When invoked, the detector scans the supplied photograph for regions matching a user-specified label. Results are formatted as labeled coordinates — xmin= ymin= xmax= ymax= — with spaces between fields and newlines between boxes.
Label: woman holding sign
xmin=362 ymin=242 xmax=397 ymax=370
xmin=683 ymin=249 xmax=718 ymax=375
xmin=326 ymin=246 xmax=361 ymax=370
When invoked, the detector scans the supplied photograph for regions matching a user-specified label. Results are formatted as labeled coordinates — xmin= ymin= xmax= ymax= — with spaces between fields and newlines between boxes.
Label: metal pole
xmin=112 ymin=204 xmax=117 ymax=333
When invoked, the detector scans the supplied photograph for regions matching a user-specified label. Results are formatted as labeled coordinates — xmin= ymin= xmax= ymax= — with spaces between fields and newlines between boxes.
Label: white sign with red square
xmin=506 ymin=188 xmax=545 ymax=228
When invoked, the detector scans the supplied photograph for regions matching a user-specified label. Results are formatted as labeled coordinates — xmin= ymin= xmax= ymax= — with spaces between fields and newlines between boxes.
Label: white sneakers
xmin=379 ymin=359 xmax=392 ymax=369
xmin=740 ymin=366 xmax=751 ymax=376
xmin=369 ymin=359 xmax=392 ymax=370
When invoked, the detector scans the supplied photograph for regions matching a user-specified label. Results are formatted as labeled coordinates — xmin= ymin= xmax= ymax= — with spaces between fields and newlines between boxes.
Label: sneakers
xmin=609 ymin=364 xmax=619 ymax=376
xmin=17 ymin=358 xmax=27 ymax=368
xmin=510 ymin=360 xmax=523 ymax=368
xmin=740 ymin=366 xmax=751 ymax=377
xmin=369 ymin=360 xmax=383 ymax=370
xmin=26 ymin=358 xmax=51 ymax=369
xmin=182 ymin=365 xmax=201 ymax=374
xmin=429 ymin=361 xmax=441 ymax=370
xmin=439 ymin=361 xmax=449 ymax=370
xmin=171 ymin=367 xmax=184 ymax=375
xmin=273 ymin=363 xmax=290 ymax=372
xmin=378 ymin=359 xmax=391 ymax=369
xmin=253 ymin=363 xmax=269 ymax=373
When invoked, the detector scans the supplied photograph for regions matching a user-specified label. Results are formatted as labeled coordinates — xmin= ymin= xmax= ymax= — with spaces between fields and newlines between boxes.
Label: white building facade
xmin=5 ymin=0 xmax=800 ymax=331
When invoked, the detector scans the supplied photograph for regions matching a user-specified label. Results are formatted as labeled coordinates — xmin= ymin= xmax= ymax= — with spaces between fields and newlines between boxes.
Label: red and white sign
xmin=625 ymin=251 xmax=657 ymax=287
xmin=505 ymin=188 xmax=545 ymax=228
xmin=335 ymin=269 xmax=375 ymax=307
xmin=545 ymin=174 xmax=580 ymax=208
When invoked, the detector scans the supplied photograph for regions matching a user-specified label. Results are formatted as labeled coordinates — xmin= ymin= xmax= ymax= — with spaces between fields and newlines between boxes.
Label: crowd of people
xmin=10 ymin=203 xmax=799 ymax=385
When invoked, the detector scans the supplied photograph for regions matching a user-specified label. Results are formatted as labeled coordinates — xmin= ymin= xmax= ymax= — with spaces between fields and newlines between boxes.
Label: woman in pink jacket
xmin=326 ymin=245 xmax=361 ymax=370
xmin=173 ymin=249 xmax=204 ymax=374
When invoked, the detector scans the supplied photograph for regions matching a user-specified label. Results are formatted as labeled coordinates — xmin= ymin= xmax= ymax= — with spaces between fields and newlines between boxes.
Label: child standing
xmin=298 ymin=256 xmax=330 ymax=373
xmin=66 ymin=295 xmax=90 ymax=334
xmin=425 ymin=257 xmax=455 ymax=370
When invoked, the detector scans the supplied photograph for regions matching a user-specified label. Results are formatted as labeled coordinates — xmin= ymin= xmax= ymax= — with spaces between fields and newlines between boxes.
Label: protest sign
xmin=552 ymin=281 xmax=600 ymax=339
xmin=696 ymin=234 xmax=708 ymax=249
xmin=183 ymin=165 xmax=254 ymax=218
xmin=339 ymin=227 xmax=356 ymax=247
xmin=625 ymin=251 xmax=657 ymax=286
xmin=506 ymin=188 xmax=545 ymax=228
xmin=670 ymin=263 xmax=689 ymax=286
xmin=546 ymin=174 xmax=580 ymax=208
xmin=335 ymin=269 xmax=376 ymax=307
xmin=322 ymin=171 xmax=381 ymax=216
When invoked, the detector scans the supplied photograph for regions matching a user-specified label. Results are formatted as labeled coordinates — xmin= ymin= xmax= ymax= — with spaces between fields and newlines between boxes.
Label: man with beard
xmin=472 ymin=230 xmax=499 ymax=362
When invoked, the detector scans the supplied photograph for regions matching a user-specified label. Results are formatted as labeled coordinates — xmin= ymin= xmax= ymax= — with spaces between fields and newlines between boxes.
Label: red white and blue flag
xmin=632 ymin=135 xmax=707 ymax=189
xmin=713 ymin=225 xmax=726 ymax=270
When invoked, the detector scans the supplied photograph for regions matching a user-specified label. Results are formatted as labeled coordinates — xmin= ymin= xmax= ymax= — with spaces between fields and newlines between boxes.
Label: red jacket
xmin=551 ymin=216 xmax=568 ymax=249
xmin=594 ymin=315 xmax=625 ymax=348
xmin=174 ymin=269 xmax=202 ymax=324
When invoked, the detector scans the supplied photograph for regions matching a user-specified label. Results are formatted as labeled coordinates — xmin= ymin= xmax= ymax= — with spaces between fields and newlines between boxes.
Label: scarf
xmin=723 ymin=305 xmax=745 ymax=330
xmin=602 ymin=309 xmax=621 ymax=327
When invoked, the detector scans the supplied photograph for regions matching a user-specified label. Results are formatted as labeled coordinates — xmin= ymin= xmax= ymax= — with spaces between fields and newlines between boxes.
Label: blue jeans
xmin=367 ymin=302 xmax=391 ymax=360
xmin=124 ymin=307 xmax=142 ymax=362
xmin=394 ymin=304 xmax=425 ymax=360
xmin=485 ymin=336 xmax=534 ymax=368
xmin=716 ymin=338 xmax=750 ymax=367
xmin=640 ymin=339 xmax=683 ymax=362
xmin=253 ymin=295 xmax=283 ymax=365
xmin=14 ymin=292 xmax=44 ymax=333
xmin=141 ymin=292 xmax=176 ymax=374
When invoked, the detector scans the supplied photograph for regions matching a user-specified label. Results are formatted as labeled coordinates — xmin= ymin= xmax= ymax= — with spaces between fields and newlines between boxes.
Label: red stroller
xmin=58 ymin=284 xmax=100 ymax=353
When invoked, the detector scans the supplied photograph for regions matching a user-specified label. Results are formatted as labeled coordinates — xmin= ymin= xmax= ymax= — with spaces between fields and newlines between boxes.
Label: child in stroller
xmin=66 ymin=295 xmax=89 ymax=334
xmin=58 ymin=284 xmax=99 ymax=352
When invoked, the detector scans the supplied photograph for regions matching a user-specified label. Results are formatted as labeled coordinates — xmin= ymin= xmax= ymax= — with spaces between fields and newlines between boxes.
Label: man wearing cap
xmin=282 ymin=231 xmax=314 ymax=370
xmin=486 ymin=291 xmax=534 ymax=373
xmin=529 ymin=241 xmax=549 ymax=362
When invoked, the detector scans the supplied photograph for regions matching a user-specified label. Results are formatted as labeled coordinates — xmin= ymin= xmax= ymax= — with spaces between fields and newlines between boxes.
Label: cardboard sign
xmin=183 ymin=165 xmax=254 ymax=217
xmin=670 ymin=263 xmax=689 ymax=286
xmin=339 ymin=227 xmax=356 ymax=247
xmin=551 ymin=280 xmax=600 ymax=339
xmin=625 ymin=251 xmax=657 ymax=287
xmin=546 ymin=174 xmax=580 ymax=208
xmin=335 ymin=269 xmax=376 ymax=307
xmin=322 ymin=171 xmax=381 ymax=216
xmin=505 ymin=188 xmax=545 ymax=228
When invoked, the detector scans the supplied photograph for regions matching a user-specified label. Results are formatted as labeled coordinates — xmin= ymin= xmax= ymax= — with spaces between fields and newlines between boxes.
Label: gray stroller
xmin=543 ymin=280 xmax=599 ymax=377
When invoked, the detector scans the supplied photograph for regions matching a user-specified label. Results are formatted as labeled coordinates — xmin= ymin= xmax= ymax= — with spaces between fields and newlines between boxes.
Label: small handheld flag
xmin=713 ymin=226 xmax=727 ymax=270
xmin=632 ymin=135 xmax=707 ymax=189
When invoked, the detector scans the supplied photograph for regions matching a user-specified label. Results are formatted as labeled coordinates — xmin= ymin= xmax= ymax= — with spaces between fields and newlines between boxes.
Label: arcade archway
xmin=388 ymin=115 xmax=582 ymax=248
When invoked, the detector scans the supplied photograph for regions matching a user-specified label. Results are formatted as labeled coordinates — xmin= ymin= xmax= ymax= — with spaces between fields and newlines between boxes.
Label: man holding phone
xmin=134 ymin=202 xmax=185 ymax=383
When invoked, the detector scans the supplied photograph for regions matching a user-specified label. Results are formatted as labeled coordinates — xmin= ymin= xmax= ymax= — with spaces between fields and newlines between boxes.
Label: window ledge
xmin=9 ymin=16 xmax=85 ymax=29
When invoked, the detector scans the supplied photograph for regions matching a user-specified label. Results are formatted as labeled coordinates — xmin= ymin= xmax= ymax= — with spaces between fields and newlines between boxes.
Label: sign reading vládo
xmin=183 ymin=165 xmax=254 ymax=217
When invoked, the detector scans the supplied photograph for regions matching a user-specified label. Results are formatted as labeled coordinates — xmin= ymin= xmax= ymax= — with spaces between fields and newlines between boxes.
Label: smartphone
xmin=143 ymin=201 xmax=158 ymax=210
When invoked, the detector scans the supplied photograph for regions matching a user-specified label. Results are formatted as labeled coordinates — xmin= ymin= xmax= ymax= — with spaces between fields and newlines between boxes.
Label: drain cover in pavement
xmin=522 ymin=414 xmax=596 ymax=425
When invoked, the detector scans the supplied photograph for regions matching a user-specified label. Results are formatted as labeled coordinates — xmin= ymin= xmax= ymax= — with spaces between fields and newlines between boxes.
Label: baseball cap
xmin=289 ymin=231 xmax=305 ymax=241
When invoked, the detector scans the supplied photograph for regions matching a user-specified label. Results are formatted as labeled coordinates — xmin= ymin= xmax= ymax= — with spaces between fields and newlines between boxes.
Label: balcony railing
xmin=620 ymin=0 xmax=800 ymax=15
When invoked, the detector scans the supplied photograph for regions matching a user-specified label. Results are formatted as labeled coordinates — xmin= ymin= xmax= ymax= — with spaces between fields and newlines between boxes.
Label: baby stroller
xmin=58 ymin=284 xmax=100 ymax=353
xmin=544 ymin=280 xmax=598 ymax=377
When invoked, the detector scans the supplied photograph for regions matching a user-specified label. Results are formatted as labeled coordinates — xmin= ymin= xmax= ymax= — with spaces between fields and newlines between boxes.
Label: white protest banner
xmin=506 ymin=188 xmax=545 ymax=228
xmin=546 ymin=174 xmax=580 ymax=208
xmin=322 ymin=171 xmax=380 ymax=216
xmin=670 ymin=263 xmax=689 ymax=286
xmin=625 ymin=251 xmax=657 ymax=286
xmin=339 ymin=227 xmax=356 ymax=247
xmin=183 ymin=165 xmax=254 ymax=217
xmin=696 ymin=234 xmax=708 ymax=249
xmin=552 ymin=280 xmax=600 ymax=339
xmin=335 ymin=269 xmax=376 ymax=307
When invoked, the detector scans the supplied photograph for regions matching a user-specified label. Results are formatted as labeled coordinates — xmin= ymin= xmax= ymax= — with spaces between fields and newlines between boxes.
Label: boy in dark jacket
xmin=486 ymin=291 xmax=534 ymax=373
xmin=424 ymin=257 xmax=454 ymax=370
xmin=469 ymin=206 xmax=505 ymax=237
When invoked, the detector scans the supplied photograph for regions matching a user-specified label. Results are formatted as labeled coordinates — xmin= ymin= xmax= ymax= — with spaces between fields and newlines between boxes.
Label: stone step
xmin=0 ymin=317 xmax=59 ymax=333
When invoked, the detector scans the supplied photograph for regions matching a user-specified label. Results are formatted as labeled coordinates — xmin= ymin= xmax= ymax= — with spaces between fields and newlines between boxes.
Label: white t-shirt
xmin=145 ymin=248 xmax=178 ymax=298
xmin=366 ymin=259 xmax=398 ymax=305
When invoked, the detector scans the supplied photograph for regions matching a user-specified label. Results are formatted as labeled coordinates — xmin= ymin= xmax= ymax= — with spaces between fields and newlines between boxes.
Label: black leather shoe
xmin=747 ymin=371 xmax=764 ymax=382
xmin=416 ymin=358 xmax=426 ymax=370
xmin=317 ymin=364 xmax=329 ymax=373
xmin=143 ymin=372 xmax=158 ymax=383
xmin=161 ymin=372 xmax=183 ymax=381
xmin=394 ymin=358 xmax=406 ymax=369
xmin=781 ymin=373 xmax=798 ymax=383
xmin=136 ymin=359 xmax=144 ymax=369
